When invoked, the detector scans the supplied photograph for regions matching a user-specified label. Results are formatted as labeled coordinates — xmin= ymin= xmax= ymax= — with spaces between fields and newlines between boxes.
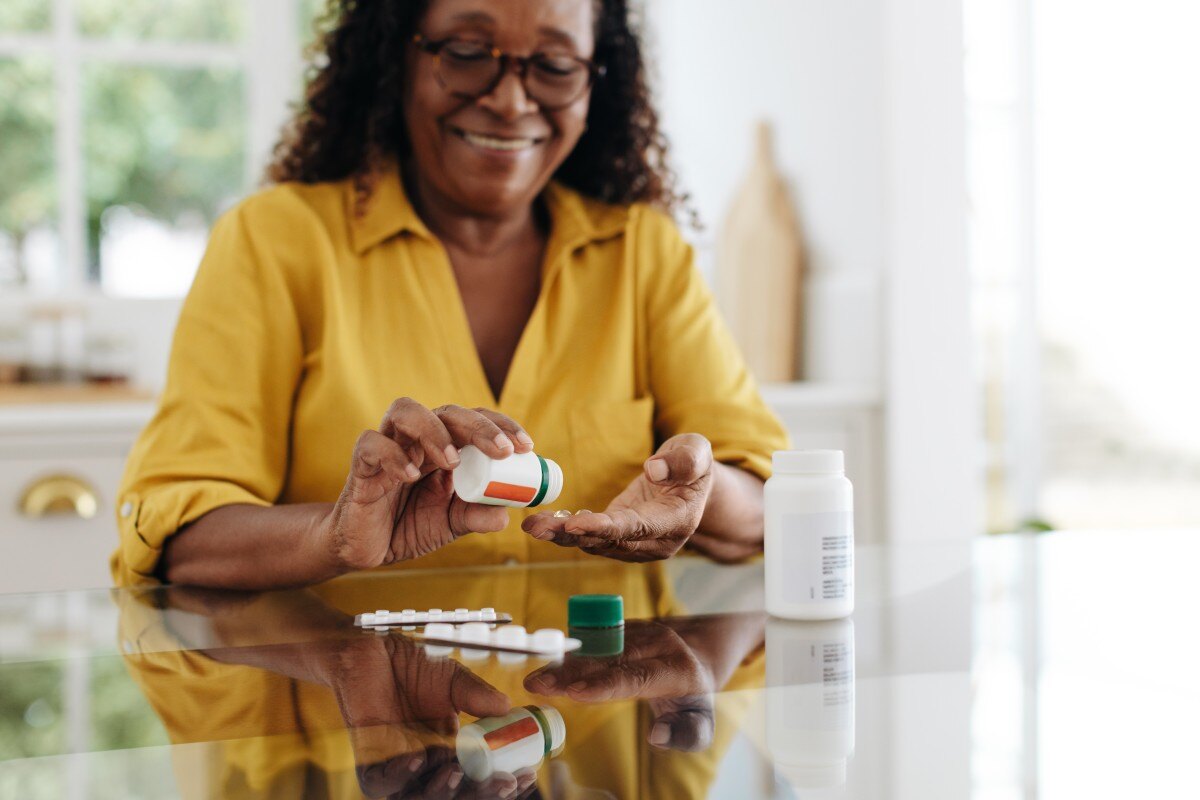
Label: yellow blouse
xmin=112 ymin=166 xmax=789 ymax=586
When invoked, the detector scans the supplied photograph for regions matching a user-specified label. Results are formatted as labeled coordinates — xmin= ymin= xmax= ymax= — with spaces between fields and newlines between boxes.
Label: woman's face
xmin=403 ymin=0 xmax=595 ymax=216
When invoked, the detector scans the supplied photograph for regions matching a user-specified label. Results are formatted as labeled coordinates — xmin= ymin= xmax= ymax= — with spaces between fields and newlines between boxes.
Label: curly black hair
xmin=267 ymin=0 xmax=687 ymax=219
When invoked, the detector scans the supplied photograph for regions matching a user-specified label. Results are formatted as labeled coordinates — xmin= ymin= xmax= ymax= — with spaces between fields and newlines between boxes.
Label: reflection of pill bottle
xmin=568 ymin=594 xmax=625 ymax=657
xmin=452 ymin=445 xmax=564 ymax=508
xmin=765 ymin=450 xmax=854 ymax=620
xmin=457 ymin=705 xmax=566 ymax=782
xmin=766 ymin=617 xmax=855 ymax=790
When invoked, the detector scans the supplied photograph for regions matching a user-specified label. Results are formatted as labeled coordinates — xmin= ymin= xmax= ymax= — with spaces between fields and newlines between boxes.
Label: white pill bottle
xmin=764 ymin=450 xmax=854 ymax=620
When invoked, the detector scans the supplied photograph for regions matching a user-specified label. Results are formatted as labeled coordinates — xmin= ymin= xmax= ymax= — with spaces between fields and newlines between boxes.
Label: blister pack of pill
xmin=354 ymin=608 xmax=512 ymax=628
xmin=417 ymin=622 xmax=581 ymax=658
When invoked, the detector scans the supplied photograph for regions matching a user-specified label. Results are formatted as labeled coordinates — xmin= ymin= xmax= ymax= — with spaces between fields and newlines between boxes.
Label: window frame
xmin=0 ymin=0 xmax=301 ymax=296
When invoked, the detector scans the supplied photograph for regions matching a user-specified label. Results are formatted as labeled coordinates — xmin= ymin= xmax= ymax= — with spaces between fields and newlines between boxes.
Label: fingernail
xmin=646 ymin=459 xmax=669 ymax=482
xmin=448 ymin=768 xmax=463 ymax=789
xmin=538 ymin=673 xmax=558 ymax=689
xmin=408 ymin=756 xmax=424 ymax=773
xmin=516 ymin=431 xmax=535 ymax=448
xmin=404 ymin=463 xmax=421 ymax=480
xmin=444 ymin=445 xmax=460 ymax=466
xmin=494 ymin=433 xmax=513 ymax=451
xmin=649 ymin=721 xmax=671 ymax=746
xmin=568 ymin=680 xmax=588 ymax=693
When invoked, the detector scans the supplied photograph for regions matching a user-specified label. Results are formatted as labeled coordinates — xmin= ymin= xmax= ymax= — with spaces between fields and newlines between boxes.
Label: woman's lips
xmin=452 ymin=127 xmax=547 ymax=153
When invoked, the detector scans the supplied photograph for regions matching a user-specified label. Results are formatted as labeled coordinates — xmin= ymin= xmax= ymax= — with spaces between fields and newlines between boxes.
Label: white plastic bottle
xmin=452 ymin=445 xmax=563 ymax=508
xmin=764 ymin=450 xmax=854 ymax=619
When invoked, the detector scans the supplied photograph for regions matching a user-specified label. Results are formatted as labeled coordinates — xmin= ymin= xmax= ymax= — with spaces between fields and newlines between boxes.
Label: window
xmin=969 ymin=0 xmax=1200 ymax=530
xmin=0 ymin=0 xmax=328 ymax=297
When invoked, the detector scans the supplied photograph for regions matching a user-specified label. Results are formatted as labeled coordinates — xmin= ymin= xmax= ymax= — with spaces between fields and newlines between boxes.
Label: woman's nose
xmin=477 ymin=69 xmax=539 ymax=120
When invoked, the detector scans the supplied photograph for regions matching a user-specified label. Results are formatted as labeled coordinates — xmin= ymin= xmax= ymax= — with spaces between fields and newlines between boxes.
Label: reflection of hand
xmin=312 ymin=633 xmax=513 ymax=798
xmin=321 ymin=399 xmax=534 ymax=572
xmin=171 ymin=589 xmax=534 ymax=798
xmin=521 ymin=433 xmax=714 ymax=561
xmin=523 ymin=620 xmax=716 ymax=751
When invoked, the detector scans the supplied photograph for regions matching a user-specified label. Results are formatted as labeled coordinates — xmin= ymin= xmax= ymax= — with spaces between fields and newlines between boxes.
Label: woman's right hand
xmin=319 ymin=398 xmax=535 ymax=572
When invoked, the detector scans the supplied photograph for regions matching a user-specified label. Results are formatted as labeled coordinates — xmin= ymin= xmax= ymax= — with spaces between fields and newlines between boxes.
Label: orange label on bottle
xmin=484 ymin=481 xmax=536 ymax=503
xmin=482 ymin=716 xmax=541 ymax=750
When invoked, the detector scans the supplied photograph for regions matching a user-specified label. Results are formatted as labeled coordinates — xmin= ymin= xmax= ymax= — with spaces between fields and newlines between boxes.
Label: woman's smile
xmin=448 ymin=124 xmax=549 ymax=156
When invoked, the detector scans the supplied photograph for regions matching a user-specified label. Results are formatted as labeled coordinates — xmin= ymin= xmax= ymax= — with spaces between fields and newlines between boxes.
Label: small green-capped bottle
xmin=568 ymin=594 xmax=624 ymax=656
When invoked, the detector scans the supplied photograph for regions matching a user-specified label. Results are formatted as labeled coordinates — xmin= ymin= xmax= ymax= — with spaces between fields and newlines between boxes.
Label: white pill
xmin=360 ymin=613 xmax=376 ymax=625
xmin=460 ymin=622 xmax=491 ymax=644
xmin=373 ymin=626 xmax=390 ymax=633
xmin=460 ymin=647 xmax=489 ymax=660
xmin=401 ymin=608 xmax=416 ymax=615
xmin=482 ymin=608 xmax=497 ymax=621
xmin=429 ymin=608 xmax=443 ymax=615
xmin=401 ymin=625 xmax=416 ymax=631
xmin=495 ymin=625 xmax=529 ymax=649
xmin=530 ymin=628 xmax=565 ymax=653
xmin=375 ymin=609 xmax=389 ymax=617
xmin=424 ymin=623 xmax=456 ymax=640
xmin=426 ymin=644 xmax=453 ymax=657
xmin=468 ymin=611 xmax=482 ymax=621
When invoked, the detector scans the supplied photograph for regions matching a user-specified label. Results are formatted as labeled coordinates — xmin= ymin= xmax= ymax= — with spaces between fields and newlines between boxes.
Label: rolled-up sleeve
xmin=636 ymin=207 xmax=791 ymax=481
xmin=112 ymin=200 xmax=305 ymax=586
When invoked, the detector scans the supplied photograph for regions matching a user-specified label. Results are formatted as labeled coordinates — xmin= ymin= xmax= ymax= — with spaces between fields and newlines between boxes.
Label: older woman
xmin=111 ymin=0 xmax=789 ymax=589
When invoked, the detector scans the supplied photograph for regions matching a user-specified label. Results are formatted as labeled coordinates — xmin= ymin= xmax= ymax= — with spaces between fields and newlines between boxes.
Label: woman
xmin=111 ymin=0 xmax=789 ymax=589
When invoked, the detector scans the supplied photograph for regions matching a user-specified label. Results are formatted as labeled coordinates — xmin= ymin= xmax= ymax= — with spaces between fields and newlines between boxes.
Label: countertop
xmin=1 ymin=529 xmax=1195 ymax=798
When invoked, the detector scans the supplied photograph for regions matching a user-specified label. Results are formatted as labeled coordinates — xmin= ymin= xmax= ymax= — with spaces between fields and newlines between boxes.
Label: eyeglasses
xmin=411 ymin=34 xmax=605 ymax=111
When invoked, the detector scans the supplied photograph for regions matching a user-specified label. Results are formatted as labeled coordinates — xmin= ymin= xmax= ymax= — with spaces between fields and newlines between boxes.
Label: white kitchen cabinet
xmin=0 ymin=403 xmax=153 ymax=593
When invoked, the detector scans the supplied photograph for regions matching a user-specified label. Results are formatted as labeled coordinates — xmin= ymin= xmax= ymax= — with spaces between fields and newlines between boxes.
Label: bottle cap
xmin=772 ymin=450 xmax=844 ymax=475
xmin=568 ymin=594 xmax=624 ymax=629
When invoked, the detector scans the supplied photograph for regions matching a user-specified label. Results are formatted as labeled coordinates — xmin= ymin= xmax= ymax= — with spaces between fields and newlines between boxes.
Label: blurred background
xmin=3 ymin=0 xmax=1199 ymax=551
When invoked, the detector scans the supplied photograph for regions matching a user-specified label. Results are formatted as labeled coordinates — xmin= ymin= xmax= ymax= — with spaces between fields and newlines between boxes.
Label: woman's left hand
xmin=521 ymin=433 xmax=714 ymax=561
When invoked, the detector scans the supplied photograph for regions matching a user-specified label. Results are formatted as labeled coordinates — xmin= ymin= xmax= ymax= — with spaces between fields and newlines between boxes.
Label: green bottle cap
xmin=568 ymin=594 xmax=624 ymax=629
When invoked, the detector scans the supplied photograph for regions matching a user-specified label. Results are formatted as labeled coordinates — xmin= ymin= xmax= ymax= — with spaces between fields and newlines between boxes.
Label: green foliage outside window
xmin=83 ymin=64 xmax=245 ymax=278
xmin=0 ymin=59 xmax=56 ymax=286
xmin=0 ymin=0 xmax=51 ymax=33
xmin=78 ymin=0 xmax=244 ymax=43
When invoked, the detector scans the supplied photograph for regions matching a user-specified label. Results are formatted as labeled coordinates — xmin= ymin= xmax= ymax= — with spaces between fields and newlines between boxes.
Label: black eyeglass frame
xmin=411 ymin=33 xmax=606 ymax=110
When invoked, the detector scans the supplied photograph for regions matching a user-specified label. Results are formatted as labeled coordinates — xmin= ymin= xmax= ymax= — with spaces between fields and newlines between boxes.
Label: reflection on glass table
xmin=2 ymin=531 xmax=1200 ymax=798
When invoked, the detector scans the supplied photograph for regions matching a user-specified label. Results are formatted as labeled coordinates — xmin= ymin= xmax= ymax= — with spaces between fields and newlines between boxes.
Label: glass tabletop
xmin=1 ymin=529 xmax=1197 ymax=799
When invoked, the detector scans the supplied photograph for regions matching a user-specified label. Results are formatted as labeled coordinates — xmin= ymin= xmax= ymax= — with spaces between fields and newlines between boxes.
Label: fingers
xmin=449 ymin=496 xmax=510 ymax=538
xmin=434 ymin=405 xmax=532 ymax=458
xmin=521 ymin=509 xmax=637 ymax=544
xmin=644 ymin=433 xmax=714 ymax=487
xmin=381 ymin=398 xmax=461 ymax=471
xmin=473 ymin=407 xmax=535 ymax=453
xmin=352 ymin=429 xmax=423 ymax=485
xmin=448 ymin=668 xmax=511 ymax=720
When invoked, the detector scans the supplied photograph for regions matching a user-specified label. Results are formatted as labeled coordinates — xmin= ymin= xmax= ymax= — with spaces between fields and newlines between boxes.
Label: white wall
xmin=645 ymin=0 xmax=885 ymax=389
xmin=646 ymin=0 xmax=982 ymax=541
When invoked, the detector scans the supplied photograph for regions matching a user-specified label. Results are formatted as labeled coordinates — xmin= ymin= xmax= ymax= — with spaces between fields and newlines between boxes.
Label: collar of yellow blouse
xmin=348 ymin=162 xmax=631 ymax=256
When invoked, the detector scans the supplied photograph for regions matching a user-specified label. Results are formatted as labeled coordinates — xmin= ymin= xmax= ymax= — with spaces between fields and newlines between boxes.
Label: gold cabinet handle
xmin=19 ymin=475 xmax=100 ymax=520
